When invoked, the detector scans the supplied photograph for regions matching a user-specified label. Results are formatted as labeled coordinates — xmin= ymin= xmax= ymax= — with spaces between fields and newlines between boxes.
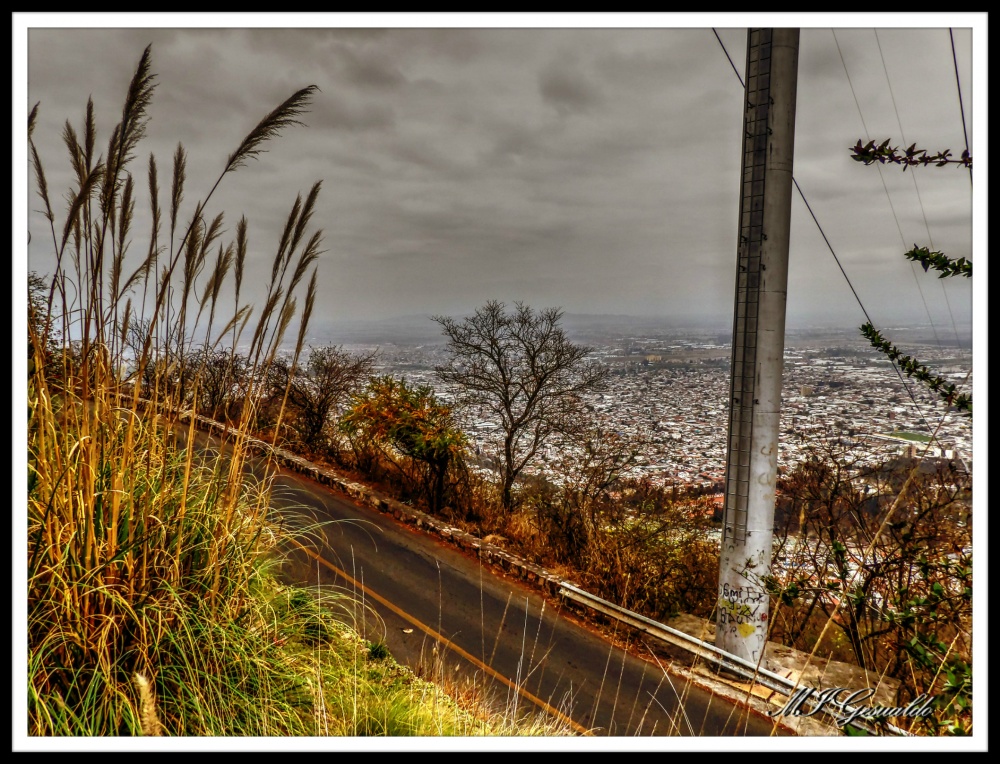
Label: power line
xmin=831 ymin=30 xmax=950 ymax=353
xmin=833 ymin=32 xmax=912 ymax=257
xmin=791 ymin=177 xmax=873 ymax=327
xmin=950 ymin=28 xmax=971 ymax=185
xmin=871 ymin=29 xmax=956 ymax=348
xmin=712 ymin=28 xmax=943 ymax=436
xmin=946 ymin=29 xmax=973 ymax=362
xmin=713 ymin=29 xmax=874 ymax=322
xmin=713 ymin=29 xmax=744 ymax=88
xmin=873 ymin=30 xmax=934 ymax=247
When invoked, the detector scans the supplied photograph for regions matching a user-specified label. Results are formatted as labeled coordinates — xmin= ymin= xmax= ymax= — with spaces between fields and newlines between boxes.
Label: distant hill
xmin=305 ymin=313 xmax=733 ymax=347
xmin=302 ymin=314 xmax=971 ymax=349
xmin=305 ymin=316 xmax=444 ymax=346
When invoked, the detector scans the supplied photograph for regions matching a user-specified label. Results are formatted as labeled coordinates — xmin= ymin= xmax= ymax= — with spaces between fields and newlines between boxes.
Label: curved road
xmin=195 ymin=432 xmax=785 ymax=737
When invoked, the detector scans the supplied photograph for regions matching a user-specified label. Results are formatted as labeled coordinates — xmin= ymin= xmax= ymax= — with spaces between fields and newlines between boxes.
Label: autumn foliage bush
xmin=340 ymin=375 xmax=466 ymax=514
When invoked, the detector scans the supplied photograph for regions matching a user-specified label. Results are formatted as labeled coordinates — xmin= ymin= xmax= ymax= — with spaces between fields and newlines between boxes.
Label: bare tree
xmin=434 ymin=300 xmax=608 ymax=511
xmin=271 ymin=345 xmax=375 ymax=451
xmin=528 ymin=423 xmax=646 ymax=563
xmin=193 ymin=346 xmax=250 ymax=421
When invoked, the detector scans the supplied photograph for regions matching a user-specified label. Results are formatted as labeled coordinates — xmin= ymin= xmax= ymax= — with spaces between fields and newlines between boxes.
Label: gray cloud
xmin=21 ymin=23 xmax=977 ymax=331
xmin=334 ymin=44 xmax=407 ymax=90
xmin=315 ymin=94 xmax=396 ymax=132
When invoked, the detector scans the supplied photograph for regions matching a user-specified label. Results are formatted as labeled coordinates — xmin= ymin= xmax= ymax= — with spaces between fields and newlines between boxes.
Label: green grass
xmin=884 ymin=431 xmax=933 ymax=443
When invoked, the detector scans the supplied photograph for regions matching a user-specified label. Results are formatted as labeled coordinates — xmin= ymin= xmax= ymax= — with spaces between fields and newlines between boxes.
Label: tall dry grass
xmin=27 ymin=45 xmax=536 ymax=738
xmin=26 ymin=43 xmax=328 ymax=735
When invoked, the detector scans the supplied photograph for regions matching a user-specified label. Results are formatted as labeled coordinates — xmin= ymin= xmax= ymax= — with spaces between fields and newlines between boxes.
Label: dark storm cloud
xmin=539 ymin=58 xmax=602 ymax=115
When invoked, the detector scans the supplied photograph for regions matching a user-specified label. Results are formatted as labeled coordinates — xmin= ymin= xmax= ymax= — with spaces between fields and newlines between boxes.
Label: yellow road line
xmin=288 ymin=537 xmax=591 ymax=736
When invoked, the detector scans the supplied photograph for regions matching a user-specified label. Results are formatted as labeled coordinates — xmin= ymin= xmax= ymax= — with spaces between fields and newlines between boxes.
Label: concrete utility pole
xmin=716 ymin=28 xmax=799 ymax=664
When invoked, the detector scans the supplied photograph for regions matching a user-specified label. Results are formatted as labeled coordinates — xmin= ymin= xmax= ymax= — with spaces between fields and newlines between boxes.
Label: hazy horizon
xmin=299 ymin=311 xmax=973 ymax=350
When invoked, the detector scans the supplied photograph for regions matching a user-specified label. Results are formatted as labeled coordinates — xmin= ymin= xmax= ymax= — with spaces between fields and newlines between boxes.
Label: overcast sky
xmin=17 ymin=15 xmax=982 ymax=337
xmin=10 ymin=14 xmax=988 ymax=754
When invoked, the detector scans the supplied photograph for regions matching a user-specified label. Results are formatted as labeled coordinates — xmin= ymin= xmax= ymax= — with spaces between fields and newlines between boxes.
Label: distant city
xmin=285 ymin=316 xmax=973 ymax=492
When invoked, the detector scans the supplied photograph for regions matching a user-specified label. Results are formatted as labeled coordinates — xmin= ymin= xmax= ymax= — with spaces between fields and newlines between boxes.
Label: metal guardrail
xmin=559 ymin=582 xmax=911 ymax=737
xmin=133 ymin=395 xmax=912 ymax=737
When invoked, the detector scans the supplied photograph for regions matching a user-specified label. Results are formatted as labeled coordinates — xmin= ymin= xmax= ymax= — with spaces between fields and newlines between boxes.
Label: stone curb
xmin=185 ymin=413 xmax=566 ymax=597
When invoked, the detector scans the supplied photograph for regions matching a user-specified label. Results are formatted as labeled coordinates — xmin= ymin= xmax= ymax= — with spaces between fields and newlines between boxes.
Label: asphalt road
xmin=193 ymin=431 xmax=785 ymax=737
